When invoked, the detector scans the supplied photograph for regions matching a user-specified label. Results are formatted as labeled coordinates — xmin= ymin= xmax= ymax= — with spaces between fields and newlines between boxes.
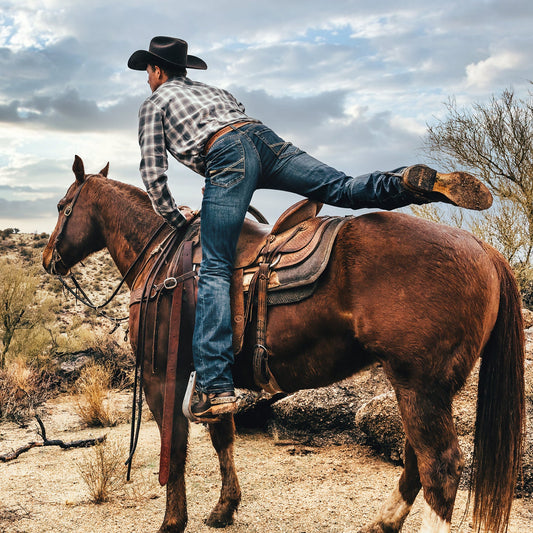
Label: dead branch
xmin=0 ymin=414 xmax=106 ymax=462
xmin=0 ymin=441 xmax=42 ymax=462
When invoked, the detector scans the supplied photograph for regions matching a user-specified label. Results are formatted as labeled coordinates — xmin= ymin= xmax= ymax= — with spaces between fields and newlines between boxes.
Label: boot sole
xmin=403 ymin=165 xmax=493 ymax=211
xmin=190 ymin=400 xmax=238 ymax=424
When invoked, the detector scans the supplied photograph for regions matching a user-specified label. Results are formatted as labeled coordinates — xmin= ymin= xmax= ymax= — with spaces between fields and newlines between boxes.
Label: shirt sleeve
xmin=138 ymin=99 xmax=186 ymax=228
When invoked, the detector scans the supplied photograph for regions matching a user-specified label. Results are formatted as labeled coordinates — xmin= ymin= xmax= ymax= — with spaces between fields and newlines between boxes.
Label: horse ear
xmin=72 ymin=155 xmax=85 ymax=183
xmin=99 ymin=162 xmax=110 ymax=178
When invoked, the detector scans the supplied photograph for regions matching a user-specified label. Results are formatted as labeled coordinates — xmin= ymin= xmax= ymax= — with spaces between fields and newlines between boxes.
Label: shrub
xmin=0 ymin=228 xmax=16 ymax=240
xmin=86 ymin=334 xmax=135 ymax=389
xmin=74 ymin=363 xmax=118 ymax=427
xmin=0 ymin=359 xmax=56 ymax=424
xmin=76 ymin=438 xmax=126 ymax=503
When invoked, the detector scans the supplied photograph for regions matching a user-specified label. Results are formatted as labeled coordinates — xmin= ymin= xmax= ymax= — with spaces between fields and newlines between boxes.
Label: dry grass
xmin=75 ymin=438 xmax=126 ymax=503
xmin=74 ymin=363 xmax=118 ymax=427
xmin=0 ymin=359 xmax=54 ymax=424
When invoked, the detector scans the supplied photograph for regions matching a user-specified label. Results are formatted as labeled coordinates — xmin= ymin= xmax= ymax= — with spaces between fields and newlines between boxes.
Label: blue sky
xmin=0 ymin=0 xmax=532 ymax=232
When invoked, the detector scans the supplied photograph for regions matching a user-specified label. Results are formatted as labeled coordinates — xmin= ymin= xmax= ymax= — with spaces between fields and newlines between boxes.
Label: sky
xmin=0 ymin=0 xmax=532 ymax=233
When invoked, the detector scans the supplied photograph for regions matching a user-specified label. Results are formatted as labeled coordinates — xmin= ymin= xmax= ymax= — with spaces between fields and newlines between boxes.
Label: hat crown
xmin=149 ymin=36 xmax=188 ymax=64
xmin=127 ymin=36 xmax=207 ymax=71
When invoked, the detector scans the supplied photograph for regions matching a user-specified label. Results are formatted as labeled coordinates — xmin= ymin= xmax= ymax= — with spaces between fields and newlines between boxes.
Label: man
xmin=128 ymin=36 xmax=492 ymax=421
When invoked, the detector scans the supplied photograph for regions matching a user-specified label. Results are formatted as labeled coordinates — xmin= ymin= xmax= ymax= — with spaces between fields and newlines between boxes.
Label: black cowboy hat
xmin=128 ymin=36 xmax=207 ymax=71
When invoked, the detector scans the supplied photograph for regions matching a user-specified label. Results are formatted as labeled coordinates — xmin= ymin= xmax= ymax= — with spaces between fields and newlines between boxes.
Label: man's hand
xmin=178 ymin=206 xmax=198 ymax=223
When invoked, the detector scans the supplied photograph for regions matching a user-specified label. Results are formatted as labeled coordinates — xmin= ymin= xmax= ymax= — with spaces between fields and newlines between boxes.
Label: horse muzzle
xmin=42 ymin=246 xmax=71 ymax=275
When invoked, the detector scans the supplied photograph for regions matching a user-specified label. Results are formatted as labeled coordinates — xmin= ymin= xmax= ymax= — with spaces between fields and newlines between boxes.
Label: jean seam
xmin=206 ymin=134 xmax=246 ymax=188
xmin=240 ymin=128 xmax=263 ymax=177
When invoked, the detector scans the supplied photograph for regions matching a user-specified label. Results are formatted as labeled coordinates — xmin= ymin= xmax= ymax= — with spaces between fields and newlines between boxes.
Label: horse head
xmin=42 ymin=155 xmax=109 ymax=275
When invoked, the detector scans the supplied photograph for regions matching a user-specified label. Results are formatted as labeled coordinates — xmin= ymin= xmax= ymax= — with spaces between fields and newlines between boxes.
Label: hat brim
xmin=127 ymin=50 xmax=207 ymax=71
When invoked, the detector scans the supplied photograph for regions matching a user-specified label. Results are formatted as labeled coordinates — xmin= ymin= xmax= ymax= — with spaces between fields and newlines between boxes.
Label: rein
xmin=49 ymin=174 xmax=202 ymax=481
xmin=56 ymin=221 xmax=168 ymax=327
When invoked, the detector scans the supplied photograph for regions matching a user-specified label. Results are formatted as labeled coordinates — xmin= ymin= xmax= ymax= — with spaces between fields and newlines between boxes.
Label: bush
xmin=0 ymin=228 xmax=17 ymax=240
xmin=76 ymin=438 xmax=126 ymax=503
xmin=0 ymin=359 xmax=57 ymax=424
xmin=85 ymin=334 xmax=135 ymax=389
xmin=74 ymin=363 xmax=118 ymax=427
xmin=515 ymin=265 xmax=533 ymax=310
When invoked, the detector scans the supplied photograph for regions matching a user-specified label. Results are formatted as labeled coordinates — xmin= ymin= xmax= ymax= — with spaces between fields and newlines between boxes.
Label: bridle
xmin=50 ymin=175 xmax=168 ymax=328
xmin=50 ymin=176 xmax=93 ymax=276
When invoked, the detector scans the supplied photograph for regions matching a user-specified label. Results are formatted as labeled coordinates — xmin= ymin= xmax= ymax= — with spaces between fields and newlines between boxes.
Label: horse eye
xmin=57 ymin=204 xmax=64 ymax=213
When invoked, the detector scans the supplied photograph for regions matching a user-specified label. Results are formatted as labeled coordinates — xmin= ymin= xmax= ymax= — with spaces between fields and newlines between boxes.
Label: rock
xmin=524 ymin=328 xmax=533 ymax=361
xmin=523 ymin=308 xmax=533 ymax=329
xmin=234 ymin=390 xmax=286 ymax=428
xmin=56 ymin=352 xmax=94 ymax=383
xmin=354 ymin=392 xmax=404 ymax=463
xmin=267 ymin=365 xmax=391 ymax=445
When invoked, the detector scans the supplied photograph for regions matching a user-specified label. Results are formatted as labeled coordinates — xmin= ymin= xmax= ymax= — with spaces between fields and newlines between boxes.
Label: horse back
xmin=257 ymin=211 xmax=501 ymax=392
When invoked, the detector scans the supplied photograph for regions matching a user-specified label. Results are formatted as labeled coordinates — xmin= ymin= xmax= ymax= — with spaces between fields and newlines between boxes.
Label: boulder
xmin=234 ymin=390 xmax=286 ymax=428
xmin=266 ymin=365 xmax=391 ymax=445
xmin=354 ymin=391 xmax=404 ymax=463
xmin=56 ymin=351 xmax=94 ymax=383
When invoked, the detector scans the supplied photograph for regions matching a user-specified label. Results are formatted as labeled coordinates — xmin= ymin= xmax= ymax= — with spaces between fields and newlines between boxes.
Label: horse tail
xmin=472 ymin=243 xmax=525 ymax=533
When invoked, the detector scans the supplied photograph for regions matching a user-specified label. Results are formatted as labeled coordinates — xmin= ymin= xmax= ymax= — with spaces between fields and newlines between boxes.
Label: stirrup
xmin=182 ymin=371 xmax=226 ymax=424
xmin=182 ymin=371 xmax=198 ymax=422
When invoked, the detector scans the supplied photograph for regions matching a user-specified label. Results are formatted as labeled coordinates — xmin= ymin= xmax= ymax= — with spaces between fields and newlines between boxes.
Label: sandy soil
xmin=1 ymin=393 xmax=532 ymax=533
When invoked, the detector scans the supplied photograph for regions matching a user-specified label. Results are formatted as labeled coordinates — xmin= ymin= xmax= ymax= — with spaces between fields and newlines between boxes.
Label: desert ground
xmin=1 ymin=392 xmax=533 ymax=533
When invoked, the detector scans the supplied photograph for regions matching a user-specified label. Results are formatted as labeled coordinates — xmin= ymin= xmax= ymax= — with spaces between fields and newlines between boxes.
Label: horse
xmin=42 ymin=156 xmax=524 ymax=533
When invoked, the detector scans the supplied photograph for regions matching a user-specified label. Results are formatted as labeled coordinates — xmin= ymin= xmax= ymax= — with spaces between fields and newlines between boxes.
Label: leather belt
xmin=203 ymin=121 xmax=254 ymax=154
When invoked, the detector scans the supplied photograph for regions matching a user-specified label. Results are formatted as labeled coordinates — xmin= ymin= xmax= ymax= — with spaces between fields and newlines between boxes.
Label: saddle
xmin=130 ymin=199 xmax=349 ymax=390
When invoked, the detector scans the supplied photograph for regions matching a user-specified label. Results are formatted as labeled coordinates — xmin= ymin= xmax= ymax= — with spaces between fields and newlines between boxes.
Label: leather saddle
xmin=190 ymin=199 xmax=349 ymax=360
xmin=192 ymin=199 xmax=348 ymax=294
xmin=130 ymin=198 xmax=350 ymax=392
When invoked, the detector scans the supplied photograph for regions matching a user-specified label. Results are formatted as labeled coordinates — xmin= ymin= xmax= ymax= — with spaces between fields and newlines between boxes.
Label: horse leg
xmin=205 ymin=415 xmax=242 ymax=527
xmin=359 ymin=439 xmax=422 ymax=533
xmin=159 ymin=415 xmax=189 ymax=533
xmin=394 ymin=387 xmax=464 ymax=533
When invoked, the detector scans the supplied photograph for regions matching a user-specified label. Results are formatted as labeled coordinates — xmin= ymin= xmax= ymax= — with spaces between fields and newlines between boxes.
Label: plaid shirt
xmin=138 ymin=76 xmax=259 ymax=227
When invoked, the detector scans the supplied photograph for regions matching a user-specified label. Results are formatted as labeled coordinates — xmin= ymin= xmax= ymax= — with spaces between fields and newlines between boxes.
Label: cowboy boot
xmin=401 ymin=165 xmax=493 ymax=210
xmin=191 ymin=391 xmax=238 ymax=422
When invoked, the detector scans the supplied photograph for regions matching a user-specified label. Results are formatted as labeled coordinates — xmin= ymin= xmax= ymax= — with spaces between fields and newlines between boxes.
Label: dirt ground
xmin=1 ymin=393 xmax=532 ymax=533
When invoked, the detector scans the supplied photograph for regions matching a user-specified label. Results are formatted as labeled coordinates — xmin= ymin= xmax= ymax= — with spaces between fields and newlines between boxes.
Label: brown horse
xmin=42 ymin=156 xmax=524 ymax=533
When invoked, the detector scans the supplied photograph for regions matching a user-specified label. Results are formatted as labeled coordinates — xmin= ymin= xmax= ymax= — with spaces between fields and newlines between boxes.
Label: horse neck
xmin=92 ymin=180 xmax=167 ymax=287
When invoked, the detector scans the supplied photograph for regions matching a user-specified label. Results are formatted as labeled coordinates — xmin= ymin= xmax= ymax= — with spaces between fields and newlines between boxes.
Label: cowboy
xmin=128 ymin=36 xmax=492 ymax=421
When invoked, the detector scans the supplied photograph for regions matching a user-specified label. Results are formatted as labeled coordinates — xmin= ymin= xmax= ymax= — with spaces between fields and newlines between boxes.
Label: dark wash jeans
xmin=192 ymin=123 xmax=425 ymax=393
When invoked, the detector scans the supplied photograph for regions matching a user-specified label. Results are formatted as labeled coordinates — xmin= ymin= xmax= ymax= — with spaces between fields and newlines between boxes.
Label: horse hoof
xmin=357 ymin=524 xmax=389 ymax=533
xmin=158 ymin=524 xmax=185 ymax=533
xmin=205 ymin=516 xmax=234 ymax=528
xmin=205 ymin=498 xmax=240 ymax=528
xmin=205 ymin=513 xmax=234 ymax=528
xmin=205 ymin=508 xmax=237 ymax=528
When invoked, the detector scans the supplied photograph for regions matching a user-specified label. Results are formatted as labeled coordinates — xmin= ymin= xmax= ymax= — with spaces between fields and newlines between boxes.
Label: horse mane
xmin=105 ymin=177 xmax=154 ymax=210
xmin=90 ymin=175 xmax=161 ymax=221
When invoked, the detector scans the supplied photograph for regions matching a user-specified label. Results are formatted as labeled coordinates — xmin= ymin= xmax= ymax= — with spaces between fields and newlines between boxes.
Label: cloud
xmin=0 ymin=88 xmax=141 ymax=131
xmin=1 ymin=0 xmax=533 ymax=232
xmin=465 ymin=50 xmax=529 ymax=89
xmin=230 ymin=87 xmax=348 ymax=131
xmin=0 ymin=195 xmax=56 ymax=218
